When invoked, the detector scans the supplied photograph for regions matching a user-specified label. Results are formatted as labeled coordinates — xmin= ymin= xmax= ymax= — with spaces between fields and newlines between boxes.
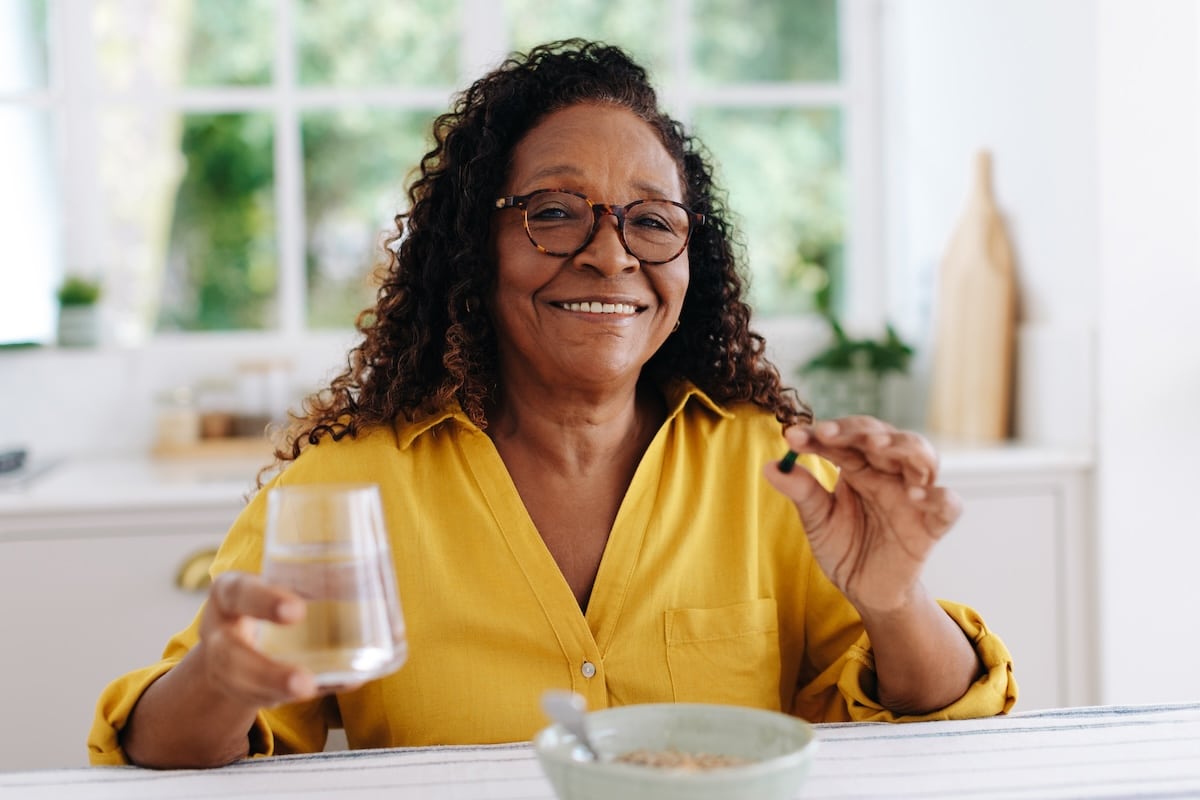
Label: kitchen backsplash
xmin=0 ymin=333 xmax=356 ymax=461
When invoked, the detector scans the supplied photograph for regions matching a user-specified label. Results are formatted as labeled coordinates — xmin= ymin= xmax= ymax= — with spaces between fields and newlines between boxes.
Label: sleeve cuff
xmin=87 ymin=661 xmax=180 ymax=766
xmin=792 ymin=599 xmax=1018 ymax=723
xmin=838 ymin=600 xmax=1019 ymax=722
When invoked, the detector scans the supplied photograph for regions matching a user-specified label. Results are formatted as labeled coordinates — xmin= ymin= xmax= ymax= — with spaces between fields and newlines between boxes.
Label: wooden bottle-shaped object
xmin=926 ymin=150 xmax=1017 ymax=441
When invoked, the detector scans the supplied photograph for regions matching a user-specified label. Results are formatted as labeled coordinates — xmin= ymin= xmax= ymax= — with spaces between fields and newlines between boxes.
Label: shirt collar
xmin=395 ymin=402 xmax=478 ymax=449
xmin=662 ymin=378 xmax=734 ymax=421
xmin=395 ymin=379 xmax=733 ymax=450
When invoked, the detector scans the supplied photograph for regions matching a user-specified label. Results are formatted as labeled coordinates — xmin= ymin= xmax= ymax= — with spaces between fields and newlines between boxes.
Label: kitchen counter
xmin=0 ymin=455 xmax=263 ymax=540
xmin=0 ymin=442 xmax=1092 ymax=538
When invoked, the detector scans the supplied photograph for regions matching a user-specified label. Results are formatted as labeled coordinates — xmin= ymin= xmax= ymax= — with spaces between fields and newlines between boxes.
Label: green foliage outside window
xmin=151 ymin=0 xmax=845 ymax=332
xmin=158 ymin=113 xmax=277 ymax=331
xmin=694 ymin=0 xmax=838 ymax=83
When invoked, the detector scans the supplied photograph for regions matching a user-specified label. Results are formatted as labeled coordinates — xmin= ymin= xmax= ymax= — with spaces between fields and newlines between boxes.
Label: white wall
xmin=1094 ymin=0 xmax=1200 ymax=704
xmin=880 ymin=0 xmax=1099 ymax=439
xmin=0 ymin=334 xmax=356 ymax=459
xmin=881 ymin=0 xmax=1200 ymax=704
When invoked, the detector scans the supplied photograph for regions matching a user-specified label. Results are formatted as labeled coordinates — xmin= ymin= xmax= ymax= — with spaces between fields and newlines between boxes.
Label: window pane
xmin=0 ymin=0 xmax=49 ymax=92
xmin=303 ymin=109 xmax=435 ymax=329
xmin=157 ymin=113 xmax=277 ymax=331
xmin=692 ymin=108 xmax=844 ymax=317
xmin=95 ymin=0 xmax=271 ymax=90
xmin=183 ymin=0 xmax=274 ymax=86
xmin=298 ymin=0 xmax=459 ymax=87
xmin=0 ymin=108 xmax=58 ymax=345
xmin=504 ymin=0 xmax=671 ymax=82
xmin=94 ymin=108 xmax=191 ymax=339
xmin=693 ymin=0 xmax=839 ymax=83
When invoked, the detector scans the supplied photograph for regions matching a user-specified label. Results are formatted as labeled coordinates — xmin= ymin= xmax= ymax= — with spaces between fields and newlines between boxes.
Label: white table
xmin=3 ymin=703 xmax=1198 ymax=799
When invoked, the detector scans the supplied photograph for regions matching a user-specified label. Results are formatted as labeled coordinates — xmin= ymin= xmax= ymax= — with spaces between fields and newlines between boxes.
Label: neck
xmin=486 ymin=377 xmax=664 ymax=476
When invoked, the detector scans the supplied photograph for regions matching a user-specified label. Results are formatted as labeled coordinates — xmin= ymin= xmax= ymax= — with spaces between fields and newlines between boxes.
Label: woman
xmin=90 ymin=40 xmax=1016 ymax=769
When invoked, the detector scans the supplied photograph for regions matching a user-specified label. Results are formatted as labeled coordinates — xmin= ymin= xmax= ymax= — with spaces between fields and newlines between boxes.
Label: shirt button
xmin=581 ymin=661 xmax=597 ymax=678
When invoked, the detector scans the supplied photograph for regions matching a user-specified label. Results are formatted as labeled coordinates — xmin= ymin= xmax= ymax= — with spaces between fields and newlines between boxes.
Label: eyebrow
xmin=519 ymin=165 xmax=678 ymax=200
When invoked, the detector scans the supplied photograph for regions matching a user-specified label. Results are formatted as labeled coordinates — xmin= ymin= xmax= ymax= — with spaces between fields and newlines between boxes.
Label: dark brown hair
xmin=270 ymin=39 xmax=809 ymax=478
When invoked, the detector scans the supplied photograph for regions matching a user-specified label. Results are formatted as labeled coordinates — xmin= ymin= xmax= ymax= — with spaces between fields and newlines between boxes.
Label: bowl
xmin=533 ymin=703 xmax=818 ymax=800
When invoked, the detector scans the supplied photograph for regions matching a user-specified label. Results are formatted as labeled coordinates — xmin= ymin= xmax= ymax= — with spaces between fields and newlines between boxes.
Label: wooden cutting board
xmin=926 ymin=150 xmax=1017 ymax=441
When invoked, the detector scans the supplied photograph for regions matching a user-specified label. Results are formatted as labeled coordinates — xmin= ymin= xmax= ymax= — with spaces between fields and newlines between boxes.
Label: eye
xmin=628 ymin=203 xmax=683 ymax=234
xmin=632 ymin=214 xmax=671 ymax=231
xmin=529 ymin=204 xmax=570 ymax=220
xmin=525 ymin=193 xmax=586 ymax=222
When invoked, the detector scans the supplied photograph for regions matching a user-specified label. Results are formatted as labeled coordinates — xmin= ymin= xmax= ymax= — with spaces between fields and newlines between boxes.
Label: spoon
xmin=540 ymin=689 xmax=599 ymax=761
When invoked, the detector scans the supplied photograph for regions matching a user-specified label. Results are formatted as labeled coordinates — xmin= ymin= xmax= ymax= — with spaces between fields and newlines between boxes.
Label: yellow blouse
xmin=89 ymin=381 xmax=1017 ymax=765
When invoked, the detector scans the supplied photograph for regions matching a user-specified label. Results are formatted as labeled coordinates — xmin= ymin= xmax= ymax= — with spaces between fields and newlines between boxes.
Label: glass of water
xmin=257 ymin=483 xmax=407 ymax=688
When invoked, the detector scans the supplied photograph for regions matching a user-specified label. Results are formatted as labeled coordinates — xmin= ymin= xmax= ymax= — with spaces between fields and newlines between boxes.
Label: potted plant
xmin=56 ymin=274 xmax=103 ymax=347
xmin=798 ymin=316 xmax=914 ymax=420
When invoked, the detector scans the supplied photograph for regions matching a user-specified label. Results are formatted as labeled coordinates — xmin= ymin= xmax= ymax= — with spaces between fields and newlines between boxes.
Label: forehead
xmin=506 ymin=102 xmax=684 ymax=200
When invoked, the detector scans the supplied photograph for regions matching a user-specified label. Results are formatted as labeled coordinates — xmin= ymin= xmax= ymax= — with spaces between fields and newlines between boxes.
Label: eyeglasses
xmin=494 ymin=189 xmax=704 ymax=265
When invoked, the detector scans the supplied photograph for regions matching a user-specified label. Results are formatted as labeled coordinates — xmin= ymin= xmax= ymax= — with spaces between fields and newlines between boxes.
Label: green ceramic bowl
xmin=533 ymin=703 xmax=818 ymax=800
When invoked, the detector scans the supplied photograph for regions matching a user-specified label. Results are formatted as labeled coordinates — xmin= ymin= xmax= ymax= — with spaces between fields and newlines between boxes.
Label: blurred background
xmin=1 ymin=0 xmax=1199 ymax=769
xmin=0 ymin=0 xmax=849 ymax=342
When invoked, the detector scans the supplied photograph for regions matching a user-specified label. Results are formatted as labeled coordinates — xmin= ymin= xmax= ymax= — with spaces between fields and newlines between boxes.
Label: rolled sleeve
xmin=793 ymin=600 xmax=1018 ymax=723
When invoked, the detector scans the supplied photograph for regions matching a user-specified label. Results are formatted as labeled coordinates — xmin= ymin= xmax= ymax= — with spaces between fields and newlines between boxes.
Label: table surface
xmin=3 ymin=702 xmax=1198 ymax=799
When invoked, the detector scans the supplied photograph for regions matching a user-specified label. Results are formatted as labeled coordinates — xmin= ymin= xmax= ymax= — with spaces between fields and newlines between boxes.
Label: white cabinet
xmin=0 ymin=458 xmax=252 ymax=772
xmin=0 ymin=508 xmax=233 ymax=771
xmin=926 ymin=449 xmax=1095 ymax=712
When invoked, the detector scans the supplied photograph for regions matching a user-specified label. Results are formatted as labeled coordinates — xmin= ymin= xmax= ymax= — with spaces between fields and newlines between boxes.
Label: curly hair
xmin=270 ymin=39 xmax=809 ymax=476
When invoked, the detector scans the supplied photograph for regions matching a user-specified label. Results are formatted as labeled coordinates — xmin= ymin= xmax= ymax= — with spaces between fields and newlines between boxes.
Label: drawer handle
xmin=176 ymin=548 xmax=219 ymax=592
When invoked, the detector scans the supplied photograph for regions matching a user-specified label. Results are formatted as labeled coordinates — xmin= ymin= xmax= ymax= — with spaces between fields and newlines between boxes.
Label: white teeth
xmin=561 ymin=302 xmax=637 ymax=315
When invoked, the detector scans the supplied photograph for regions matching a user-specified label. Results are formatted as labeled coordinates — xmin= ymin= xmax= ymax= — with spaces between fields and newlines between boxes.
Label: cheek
xmin=662 ymin=258 xmax=691 ymax=302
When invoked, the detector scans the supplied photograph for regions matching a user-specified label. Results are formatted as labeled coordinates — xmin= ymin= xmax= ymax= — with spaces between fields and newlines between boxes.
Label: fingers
xmin=199 ymin=572 xmax=319 ymax=708
xmin=201 ymin=627 xmax=319 ymax=707
xmin=785 ymin=417 xmax=939 ymax=487
xmin=210 ymin=572 xmax=305 ymax=625
xmin=764 ymin=455 xmax=836 ymax=531
xmin=907 ymin=483 xmax=964 ymax=533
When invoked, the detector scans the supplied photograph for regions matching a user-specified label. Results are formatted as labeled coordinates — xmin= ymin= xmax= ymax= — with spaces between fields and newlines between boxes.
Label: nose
xmin=574 ymin=208 xmax=640 ymax=276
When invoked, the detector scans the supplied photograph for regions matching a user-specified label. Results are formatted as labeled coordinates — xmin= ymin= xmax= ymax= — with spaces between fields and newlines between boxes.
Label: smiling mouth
xmin=554 ymin=301 xmax=642 ymax=315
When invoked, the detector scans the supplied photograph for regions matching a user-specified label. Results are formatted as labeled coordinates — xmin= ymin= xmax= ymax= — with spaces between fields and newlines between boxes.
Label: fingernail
xmin=908 ymin=486 xmax=927 ymax=501
xmin=288 ymin=671 xmax=317 ymax=697
xmin=816 ymin=421 xmax=839 ymax=437
xmin=277 ymin=598 xmax=304 ymax=622
xmin=779 ymin=450 xmax=799 ymax=473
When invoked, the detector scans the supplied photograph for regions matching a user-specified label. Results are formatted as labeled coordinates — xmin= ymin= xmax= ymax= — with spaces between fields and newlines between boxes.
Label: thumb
xmin=764 ymin=457 xmax=835 ymax=529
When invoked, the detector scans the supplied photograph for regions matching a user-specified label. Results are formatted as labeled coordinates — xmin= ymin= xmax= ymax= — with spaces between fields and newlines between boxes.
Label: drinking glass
xmin=256 ymin=483 xmax=407 ymax=687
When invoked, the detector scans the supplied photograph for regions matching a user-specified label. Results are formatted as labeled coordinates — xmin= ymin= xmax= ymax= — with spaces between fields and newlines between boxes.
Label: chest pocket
xmin=665 ymin=598 xmax=782 ymax=711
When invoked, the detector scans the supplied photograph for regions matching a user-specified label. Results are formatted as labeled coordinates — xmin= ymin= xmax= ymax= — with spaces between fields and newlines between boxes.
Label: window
xmin=1 ymin=0 xmax=879 ymax=346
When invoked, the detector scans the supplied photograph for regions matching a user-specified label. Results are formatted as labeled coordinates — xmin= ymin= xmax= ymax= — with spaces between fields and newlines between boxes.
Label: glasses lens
xmin=523 ymin=192 xmax=593 ymax=254
xmin=624 ymin=201 xmax=691 ymax=263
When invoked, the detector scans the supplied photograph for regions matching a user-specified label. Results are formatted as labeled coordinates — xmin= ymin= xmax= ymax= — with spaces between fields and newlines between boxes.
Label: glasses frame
xmin=494 ymin=188 xmax=705 ymax=265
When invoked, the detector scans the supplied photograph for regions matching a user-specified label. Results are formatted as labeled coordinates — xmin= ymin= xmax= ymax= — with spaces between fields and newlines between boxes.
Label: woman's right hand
xmin=121 ymin=571 xmax=319 ymax=768
xmin=195 ymin=571 xmax=319 ymax=709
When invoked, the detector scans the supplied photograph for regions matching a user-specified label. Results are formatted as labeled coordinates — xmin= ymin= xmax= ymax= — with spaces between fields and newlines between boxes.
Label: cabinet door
xmin=921 ymin=484 xmax=1061 ymax=711
xmin=0 ymin=529 xmax=221 ymax=770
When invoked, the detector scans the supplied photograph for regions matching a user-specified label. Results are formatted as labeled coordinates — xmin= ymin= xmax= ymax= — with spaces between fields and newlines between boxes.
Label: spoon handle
xmin=540 ymin=689 xmax=597 ymax=760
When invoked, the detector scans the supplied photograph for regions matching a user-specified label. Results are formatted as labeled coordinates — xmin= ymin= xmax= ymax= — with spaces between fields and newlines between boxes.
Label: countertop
xmin=0 ymin=441 xmax=1092 ymax=528
xmin=0 ymin=455 xmax=263 ymax=538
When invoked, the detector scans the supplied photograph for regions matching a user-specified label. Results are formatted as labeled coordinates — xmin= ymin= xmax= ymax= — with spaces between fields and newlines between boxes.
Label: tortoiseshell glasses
xmin=494 ymin=189 xmax=704 ymax=265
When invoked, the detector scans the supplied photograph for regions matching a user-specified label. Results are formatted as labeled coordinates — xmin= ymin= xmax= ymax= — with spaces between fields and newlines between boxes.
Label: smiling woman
xmin=88 ymin=39 xmax=1014 ymax=772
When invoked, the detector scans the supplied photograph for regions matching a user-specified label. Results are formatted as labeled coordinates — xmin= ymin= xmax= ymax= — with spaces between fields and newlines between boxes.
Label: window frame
xmin=31 ymin=0 xmax=882 ymax=349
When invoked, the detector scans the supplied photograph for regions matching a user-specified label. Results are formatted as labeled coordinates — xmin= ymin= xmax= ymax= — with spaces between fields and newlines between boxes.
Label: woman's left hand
xmin=764 ymin=416 xmax=961 ymax=613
